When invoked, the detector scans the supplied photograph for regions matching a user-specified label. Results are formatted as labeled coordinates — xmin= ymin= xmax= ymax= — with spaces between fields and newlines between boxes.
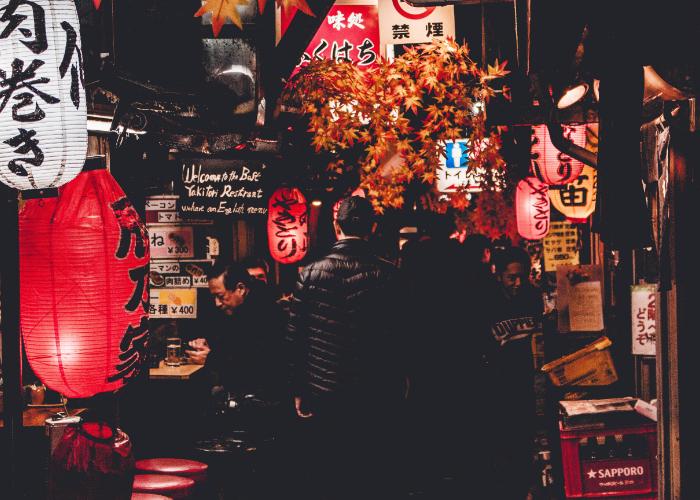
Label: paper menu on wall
xmin=568 ymin=281 xmax=604 ymax=332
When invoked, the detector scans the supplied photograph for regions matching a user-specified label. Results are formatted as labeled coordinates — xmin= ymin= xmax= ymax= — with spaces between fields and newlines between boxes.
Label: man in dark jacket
xmin=287 ymin=196 xmax=406 ymax=499
xmin=484 ymin=246 xmax=543 ymax=499
xmin=188 ymin=261 xmax=285 ymax=404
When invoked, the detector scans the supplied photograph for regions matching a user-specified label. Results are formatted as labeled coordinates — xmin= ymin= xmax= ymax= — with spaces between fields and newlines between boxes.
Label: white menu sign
xmin=631 ymin=284 xmax=658 ymax=356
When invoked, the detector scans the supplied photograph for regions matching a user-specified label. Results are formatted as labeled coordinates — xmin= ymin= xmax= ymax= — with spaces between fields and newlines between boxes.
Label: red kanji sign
xmin=281 ymin=4 xmax=379 ymax=69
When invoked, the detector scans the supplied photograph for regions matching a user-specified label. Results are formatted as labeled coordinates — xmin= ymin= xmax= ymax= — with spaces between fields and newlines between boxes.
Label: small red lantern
xmin=516 ymin=177 xmax=551 ymax=240
xmin=20 ymin=167 xmax=149 ymax=398
xmin=267 ymin=187 xmax=308 ymax=264
xmin=531 ymin=124 xmax=587 ymax=185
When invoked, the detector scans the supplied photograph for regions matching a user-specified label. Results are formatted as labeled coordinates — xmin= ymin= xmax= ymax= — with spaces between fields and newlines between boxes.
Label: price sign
xmin=149 ymin=289 xmax=197 ymax=319
xmin=148 ymin=226 xmax=194 ymax=259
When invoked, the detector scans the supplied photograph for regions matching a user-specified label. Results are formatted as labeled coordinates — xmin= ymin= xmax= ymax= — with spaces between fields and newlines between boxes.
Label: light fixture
xmin=311 ymin=200 xmax=322 ymax=207
xmin=556 ymin=82 xmax=590 ymax=109
xmin=87 ymin=114 xmax=146 ymax=135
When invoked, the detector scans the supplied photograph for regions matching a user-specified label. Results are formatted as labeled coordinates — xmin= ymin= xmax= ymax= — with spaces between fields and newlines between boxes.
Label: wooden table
xmin=0 ymin=407 xmax=86 ymax=428
xmin=149 ymin=360 xmax=204 ymax=380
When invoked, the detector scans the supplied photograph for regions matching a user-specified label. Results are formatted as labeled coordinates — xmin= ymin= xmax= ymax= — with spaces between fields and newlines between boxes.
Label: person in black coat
xmin=187 ymin=261 xmax=286 ymax=404
xmin=484 ymin=246 xmax=544 ymax=499
xmin=287 ymin=196 xmax=407 ymax=499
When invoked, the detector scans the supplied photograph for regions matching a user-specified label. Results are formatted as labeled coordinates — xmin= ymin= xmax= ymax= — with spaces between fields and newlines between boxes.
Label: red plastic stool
xmin=131 ymin=494 xmax=173 ymax=500
xmin=132 ymin=474 xmax=194 ymax=499
xmin=135 ymin=458 xmax=208 ymax=485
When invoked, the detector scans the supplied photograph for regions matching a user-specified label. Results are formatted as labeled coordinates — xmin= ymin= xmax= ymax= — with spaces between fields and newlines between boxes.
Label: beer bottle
xmin=605 ymin=435 xmax=618 ymax=458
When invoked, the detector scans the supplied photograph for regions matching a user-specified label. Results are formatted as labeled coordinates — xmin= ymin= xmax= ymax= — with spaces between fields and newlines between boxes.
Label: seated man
xmin=186 ymin=260 xmax=285 ymax=404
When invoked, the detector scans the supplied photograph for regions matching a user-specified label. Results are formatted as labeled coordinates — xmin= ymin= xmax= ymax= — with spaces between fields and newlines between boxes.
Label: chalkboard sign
xmin=178 ymin=159 xmax=268 ymax=218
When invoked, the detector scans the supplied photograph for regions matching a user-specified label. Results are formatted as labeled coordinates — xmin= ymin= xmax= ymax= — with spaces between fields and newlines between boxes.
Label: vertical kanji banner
xmin=281 ymin=3 xmax=379 ymax=68
xmin=377 ymin=0 xmax=454 ymax=57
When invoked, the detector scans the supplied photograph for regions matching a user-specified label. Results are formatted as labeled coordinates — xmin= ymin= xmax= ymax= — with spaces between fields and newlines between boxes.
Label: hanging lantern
xmin=267 ymin=187 xmax=308 ymax=264
xmin=550 ymin=164 xmax=598 ymax=223
xmin=0 ymin=0 xmax=87 ymax=190
xmin=530 ymin=125 xmax=586 ymax=185
xmin=516 ymin=177 xmax=550 ymax=240
xmin=20 ymin=165 xmax=149 ymax=398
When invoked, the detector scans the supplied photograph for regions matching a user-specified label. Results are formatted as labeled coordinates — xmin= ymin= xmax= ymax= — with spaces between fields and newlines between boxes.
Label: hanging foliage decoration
xmin=280 ymin=39 xmax=509 ymax=213
xmin=193 ymin=0 xmax=314 ymax=36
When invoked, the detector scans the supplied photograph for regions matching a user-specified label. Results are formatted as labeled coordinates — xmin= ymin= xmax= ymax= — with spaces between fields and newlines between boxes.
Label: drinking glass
xmin=165 ymin=337 xmax=182 ymax=367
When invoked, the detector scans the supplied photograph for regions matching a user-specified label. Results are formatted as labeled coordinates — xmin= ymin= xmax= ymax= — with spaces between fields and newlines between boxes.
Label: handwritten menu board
xmin=556 ymin=264 xmax=605 ymax=333
xmin=178 ymin=159 xmax=268 ymax=219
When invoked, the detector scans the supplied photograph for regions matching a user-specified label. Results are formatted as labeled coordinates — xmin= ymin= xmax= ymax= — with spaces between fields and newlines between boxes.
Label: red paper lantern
xmin=531 ymin=124 xmax=587 ymax=185
xmin=516 ymin=177 xmax=551 ymax=240
xmin=267 ymin=187 xmax=308 ymax=264
xmin=20 ymin=168 xmax=150 ymax=398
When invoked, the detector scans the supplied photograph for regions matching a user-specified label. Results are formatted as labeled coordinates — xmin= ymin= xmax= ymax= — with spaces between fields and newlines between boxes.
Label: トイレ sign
xmin=435 ymin=139 xmax=502 ymax=193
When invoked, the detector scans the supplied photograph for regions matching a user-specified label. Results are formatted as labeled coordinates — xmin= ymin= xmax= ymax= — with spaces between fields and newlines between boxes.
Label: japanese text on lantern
xmin=109 ymin=197 xmax=150 ymax=383
xmin=631 ymin=284 xmax=658 ymax=356
xmin=268 ymin=187 xmax=308 ymax=264
xmin=0 ymin=0 xmax=83 ymax=184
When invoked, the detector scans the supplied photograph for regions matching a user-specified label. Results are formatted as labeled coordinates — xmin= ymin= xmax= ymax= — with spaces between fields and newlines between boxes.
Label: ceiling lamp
xmin=556 ymin=82 xmax=590 ymax=109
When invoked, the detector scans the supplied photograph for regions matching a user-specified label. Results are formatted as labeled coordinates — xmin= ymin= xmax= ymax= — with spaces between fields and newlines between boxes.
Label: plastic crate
xmin=559 ymin=422 xmax=657 ymax=498
xmin=541 ymin=336 xmax=618 ymax=387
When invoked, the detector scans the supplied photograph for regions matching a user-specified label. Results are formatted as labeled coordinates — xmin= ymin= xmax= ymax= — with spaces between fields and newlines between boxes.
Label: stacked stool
xmin=131 ymin=493 xmax=174 ymax=500
xmin=133 ymin=458 xmax=208 ymax=499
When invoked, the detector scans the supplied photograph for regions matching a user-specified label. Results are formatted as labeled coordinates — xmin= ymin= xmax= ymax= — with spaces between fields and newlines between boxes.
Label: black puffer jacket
xmin=287 ymin=238 xmax=405 ymax=408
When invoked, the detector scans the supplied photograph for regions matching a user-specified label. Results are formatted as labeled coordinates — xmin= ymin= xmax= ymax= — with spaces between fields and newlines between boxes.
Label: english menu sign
xmin=177 ymin=159 xmax=268 ymax=219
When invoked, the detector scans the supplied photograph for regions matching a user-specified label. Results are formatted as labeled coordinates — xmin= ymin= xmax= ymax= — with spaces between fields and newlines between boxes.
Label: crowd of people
xmin=185 ymin=195 xmax=544 ymax=499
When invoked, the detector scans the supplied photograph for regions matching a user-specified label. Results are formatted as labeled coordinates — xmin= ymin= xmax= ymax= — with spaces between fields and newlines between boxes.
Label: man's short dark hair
xmin=336 ymin=196 xmax=374 ymax=237
xmin=464 ymin=234 xmax=492 ymax=260
xmin=209 ymin=260 xmax=252 ymax=291
xmin=493 ymin=246 xmax=531 ymax=274
xmin=242 ymin=256 xmax=270 ymax=273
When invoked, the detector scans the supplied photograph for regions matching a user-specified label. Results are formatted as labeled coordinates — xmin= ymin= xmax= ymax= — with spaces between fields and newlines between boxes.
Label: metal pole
xmin=0 ymin=184 xmax=22 ymax=498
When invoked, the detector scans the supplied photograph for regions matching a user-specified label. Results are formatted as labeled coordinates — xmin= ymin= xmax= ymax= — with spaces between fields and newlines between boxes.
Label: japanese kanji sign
xmin=148 ymin=225 xmax=195 ymax=259
xmin=631 ymin=284 xmax=658 ymax=356
xmin=149 ymin=288 xmax=197 ymax=319
xmin=543 ymin=221 xmax=580 ymax=271
xmin=0 ymin=0 xmax=87 ymax=190
xmin=281 ymin=4 xmax=380 ymax=68
xmin=378 ymin=0 xmax=454 ymax=56
xmin=149 ymin=259 xmax=212 ymax=289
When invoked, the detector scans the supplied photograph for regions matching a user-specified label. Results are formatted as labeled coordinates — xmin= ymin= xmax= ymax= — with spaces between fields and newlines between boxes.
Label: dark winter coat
xmin=287 ymin=238 xmax=405 ymax=410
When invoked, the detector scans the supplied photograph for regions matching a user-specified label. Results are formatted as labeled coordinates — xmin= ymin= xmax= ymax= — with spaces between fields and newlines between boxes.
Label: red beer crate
xmin=559 ymin=422 xmax=657 ymax=498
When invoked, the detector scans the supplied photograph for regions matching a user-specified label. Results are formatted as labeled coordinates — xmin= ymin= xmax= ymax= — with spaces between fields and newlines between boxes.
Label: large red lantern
xmin=20 ymin=166 xmax=149 ymax=398
xmin=531 ymin=124 xmax=587 ymax=185
xmin=267 ymin=187 xmax=308 ymax=264
xmin=516 ymin=177 xmax=551 ymax=240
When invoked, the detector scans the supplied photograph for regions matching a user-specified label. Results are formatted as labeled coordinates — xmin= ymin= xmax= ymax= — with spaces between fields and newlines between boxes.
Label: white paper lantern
xmin=0 ymin=0 xmax=87 ymax=190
